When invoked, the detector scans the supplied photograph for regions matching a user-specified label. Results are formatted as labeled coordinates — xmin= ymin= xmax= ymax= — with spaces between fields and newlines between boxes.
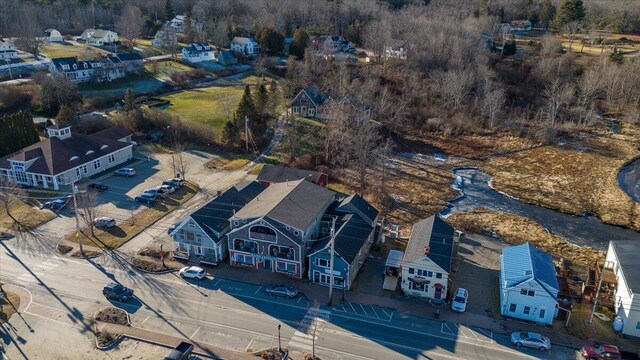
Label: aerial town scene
xmin=0 ymin=0 xmax=639 ymax=359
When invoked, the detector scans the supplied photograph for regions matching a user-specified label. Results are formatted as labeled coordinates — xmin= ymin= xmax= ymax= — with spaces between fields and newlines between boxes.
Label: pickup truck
xmin=164 ymin=341 xmax=194 ymax=360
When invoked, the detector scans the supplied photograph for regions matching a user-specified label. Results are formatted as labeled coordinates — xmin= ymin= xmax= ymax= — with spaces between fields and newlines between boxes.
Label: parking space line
xmin=476 ymin=327 xmax=493 ymax=339
xmin=254 ymin=286 xmax=262 ymax=295
xmin=141 ymin=315 xmax=150 ymax=325
xmin=378 ymin=307 xmax=391 ymax=318
xmin=190 ymin=327 xmax=201 ymax=339
xmin=213 ymin=279 xmax=222 ymax=287
xmin=297 ymin=297 xmax=303 ymax=304
xmin=368 ymin=305 xmax=381 ymax=320
xmin=349 ymin=303 xmax=358 ymax=315
xmin=359 ymin=304 xmax=370 ymax=317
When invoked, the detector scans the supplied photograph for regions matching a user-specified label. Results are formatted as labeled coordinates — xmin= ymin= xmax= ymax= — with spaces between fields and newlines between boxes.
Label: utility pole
xmin=328 ymin=217 xmax=336 ymax=306
xmin=71 ymin=181 xmax=84 ymax=256
xmin=589 ymin=261 xmax=604 ymax=324
xmin=245 ymin=116 xmax=249 ymax=152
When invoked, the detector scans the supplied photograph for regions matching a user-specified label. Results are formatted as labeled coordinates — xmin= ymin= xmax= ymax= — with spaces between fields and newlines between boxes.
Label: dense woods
xmin=0 ymin=112 xmax=39 ymax=157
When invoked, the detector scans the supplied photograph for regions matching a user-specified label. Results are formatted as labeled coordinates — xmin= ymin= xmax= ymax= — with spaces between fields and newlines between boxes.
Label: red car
xmin=581 ymin=344 xmax=621 ymax=359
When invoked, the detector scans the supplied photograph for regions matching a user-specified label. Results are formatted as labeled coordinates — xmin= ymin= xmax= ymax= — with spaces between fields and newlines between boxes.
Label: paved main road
xmin=0 ymin=239 xmax=580 ymax=360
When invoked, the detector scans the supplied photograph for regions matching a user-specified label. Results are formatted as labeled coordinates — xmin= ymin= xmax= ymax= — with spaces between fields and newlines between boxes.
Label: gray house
xmin=308 ymin=194 xmax=379 ymax=290
xmin=170 ymin=181 xmax=265 ymax=265
xmin=226 ymin=179 xmax=336 ymax=279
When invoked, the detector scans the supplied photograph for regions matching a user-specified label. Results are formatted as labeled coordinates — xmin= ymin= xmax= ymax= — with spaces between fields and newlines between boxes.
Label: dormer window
xmin=62 ymin=64 xmax=69 ymax=70
xmin=73 ymin=64 xmax=77 ymax=70
xmin=69 ymin=156 xmax=79 ymax=161
xmin=84 ymin=63 xmax=88 ymax=69
xmin=100 ymin=145 xmax=109 ymax=150
xmin=85 ymin=150 xmax=94 ymax=155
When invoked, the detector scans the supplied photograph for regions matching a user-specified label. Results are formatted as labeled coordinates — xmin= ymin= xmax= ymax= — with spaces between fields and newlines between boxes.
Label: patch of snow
xmin=557 ymin=141 xmax=566 ymax=146
xmin=432 ymin=152 xmax=448 ymax=162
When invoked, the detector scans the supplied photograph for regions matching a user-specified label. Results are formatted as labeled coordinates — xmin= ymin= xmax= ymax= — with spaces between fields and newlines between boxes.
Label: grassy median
xmin=66 ymin=182 xmax=198 ymax=249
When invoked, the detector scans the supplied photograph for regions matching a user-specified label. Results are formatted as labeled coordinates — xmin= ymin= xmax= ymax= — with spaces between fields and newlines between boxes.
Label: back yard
xmin=41 ymin=42 xmax=108 ymax=60
xmin=78 ymin=72 xmax=167 ymax=99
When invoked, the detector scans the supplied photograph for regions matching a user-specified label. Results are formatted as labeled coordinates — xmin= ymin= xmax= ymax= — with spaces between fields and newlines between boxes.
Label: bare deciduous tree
xmin=432 ymin=69 xmax=475 ymax=110
xmin=77 ymin=190 xmax=102 ymax=237
xmin=116 ymin=5 xmax=146 ymax=47
xmin=174 ymin=144 xmax=192 ymax=182
xmin=0 ymin=180 xmax=26 ymax=232
xmin=543 ymin=79 xmax=574 ymax=125
xmin=483 ymin=87 xmax=506 ymax=129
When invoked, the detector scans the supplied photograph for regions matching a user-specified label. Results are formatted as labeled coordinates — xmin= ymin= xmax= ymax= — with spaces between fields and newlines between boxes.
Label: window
xmin=316 ymin=258 xmax=330 ymax=268
xmin=234 ymin=253 xmax=254 ymax=266
xmin=509 ymin=304 xmax=517 ymax=312
xmin=334 ymin=277 xmax=344 ymax=287
xmin=82 ymin=165 xmax=88 ymax=174
xmin=636 ymin=321 xmax=640 ymax=330
xmin=523 ymin=306 xmax=531 ymax=315
xmin=408 ymin=268 xmax=414 ymax=274
xmin=528 ymin=290 xmax=535 ymax=297
xmin=93 ymin=160 xmax=101 ymax=170
xmin=521 ymin=289 xmax=528 ymax=295
xmin=411 ymin=280 xmax=424 ymax=291
xmin=308 ymin=108 xmax=315 ymax=116
xmin=108 ymin=154 xmax=115 ymax=163
xmin=186 ymin=232 xmax=195 ymax=241
xmin=436 ymin=273 xmax=442 ymax=279
xmin=275 ymin=261 xmax=296 ymax=274
xmin=195 ymin=233 xmax=202 ymax=242
xmin=427 ymin=271 xmax=433 ymax=278
xmin=293 ymin=107 xmax=300 ymax=114
xmin=188 ymin=222 xmax=195 ymax=227
xmin=539 ymin=309 xmax=546 ymax=319
xmin=75 ymin=168 xmax=81 ymax=178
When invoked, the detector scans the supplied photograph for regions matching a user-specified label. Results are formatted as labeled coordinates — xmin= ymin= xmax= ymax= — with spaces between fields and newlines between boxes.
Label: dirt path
xmin=445 ymin=168 xmax=640 ymax=250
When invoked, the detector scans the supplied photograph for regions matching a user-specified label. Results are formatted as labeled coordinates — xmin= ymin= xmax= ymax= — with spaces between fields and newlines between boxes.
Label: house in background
xmin=289 ymin=87 xmax=329 ymax=118
xmin=605 ymin=240 xmax=640 ymax=338
xmin=152 ymin=27 xmax=177 ymax=48
xmin=81 ymin=29 xmax=118 ymax=46
xmin=167 ymin=15 xmax=203 ymax=34
xmin=510 ymin=20 xmax=532 ymax=32
xmin=231 ymin=37 xmax=261 ymax=56
xmin=217 ymin=50 xmax=238 ymax=66
xmin=181 ymin=43 xmax=215 ymax=63
xmin=401 ymin=216 xmax=457 ymax=300
xmin=308 ymin=195 xmax=379 ymax=290
xmin=312 ymin=36 xmax=354 ymax=54
xmin=0 ymin=125 xmax=133 ymax=190
xmin=500 ymin=242 xmax=559 ymax=325
xmin=50 ymin=54 xmax=143 ymax=83
xmin=0 ymin=39 xmax=18 ymax=60
xmin=257 ymin=164 xmax=328 ymax=188
xmin=384 ymin=40 xmax=412 ymax=61
xmin=226 ymin=179 xmax=336 ymax=279
xmin=170 ymin=181 xmax=266 ymax=265
xmin=50 ymin=57 xmax=100 ymax=83
xmin=44 ymin=29 xmax=63 ymax=42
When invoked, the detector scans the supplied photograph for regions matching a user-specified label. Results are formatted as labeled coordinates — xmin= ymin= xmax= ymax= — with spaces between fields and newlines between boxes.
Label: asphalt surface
xmin=445 ymin=168 xmax=640 ymax=250
xmin=0 ymin=239 xmax=581 ymax=359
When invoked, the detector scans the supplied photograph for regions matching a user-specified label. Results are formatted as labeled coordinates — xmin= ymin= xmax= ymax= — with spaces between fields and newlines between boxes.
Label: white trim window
xmin=316 ymin=258 xmax=330 ymax=268
xmin=234 ymin=253 xmax=254 ymax=266
xmin=192 ymin=245 xmax=203 ymax=255
xmin=275 ymin=261 xmax=296 ymax=275
xmin=108 ymin=154 xmax=115 ymax=164
xmin=93 ymin=159 xmax=101 ymax=170
xmin=308 ymin=108 xmax=315 ymax=116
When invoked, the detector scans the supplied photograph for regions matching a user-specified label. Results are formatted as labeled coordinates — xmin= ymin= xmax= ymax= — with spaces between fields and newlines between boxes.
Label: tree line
xmin=0 ymin=112 xmax=40 ymax=158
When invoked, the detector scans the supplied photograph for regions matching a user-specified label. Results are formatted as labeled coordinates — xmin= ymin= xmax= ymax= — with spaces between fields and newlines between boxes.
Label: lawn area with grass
xmin=78 ymin=71 xmax=166 ymax=99
xmin=0 ymin=290 xmax=20 ymax=323
xmin=66 ymin=182 xmax=198 ymax=249
xmin=0 ymin=197 xmax=55 ymax=235
xmin=41 ymin=42 xmax=107 ymax=60
xmin=145 ymin=60 xmax=194 ymax=80
xmin=484 ymin=125 xmax=640 ymax=232
xmin=567 ymin=302 xmax=640 ymax=351
xmin=161 ymin=86 xmax=244 ymax=138
xmin=448 ymin=208 xmax=603 ymax=266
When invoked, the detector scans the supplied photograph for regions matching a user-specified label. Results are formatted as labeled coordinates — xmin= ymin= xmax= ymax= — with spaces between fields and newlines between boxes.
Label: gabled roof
xmin=310 ymin=213 xmax=373 ymax=265
xmin=404 ymin=216 xmax=455 ymax=273
xmin=608 ymin=240 xmax=640 ymax=294
xmin=502 ymin=243 xmax=559 ymax=294
xmin=89 ymin=29 xmax=114 ymax=39
xmin=113 ymin=53 xmax=143 ymax=61
xmin=231 ymin=179 xmax=335 ymax=231
xmin=0 ymin=127 xmax=132 ymax=175
xmin=335 ymin=194 xmax=378 ymax=225
xmin=190 ymin=181 xmax=266 ymax=240
xmin=93 ymin=126 xmax=130 ymax=141
xmin=51 ymin=57 xmax=100 ymax=73
xmin=231 ymin=37 xmax=257 ymax=45
xmin=219 ymin=50 xmax=236 ymax=60
xmin=182 ymin=43 xmax=213 ymax=54
xmin=257 ymin=165 xmax=325 ymax=185
xmin=294 ymin=87 xmax=328 ymax=107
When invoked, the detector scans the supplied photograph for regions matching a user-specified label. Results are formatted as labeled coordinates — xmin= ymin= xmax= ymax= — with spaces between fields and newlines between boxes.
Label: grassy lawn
xmin=567 ymin=302 xmax=640 ymax=350
xmin=0 ymin=291 xmax=20 ymax=323
xmin=0 ymin=198 xmax=55 ymax=235
xmin=161 ymin=86 xmax=244 ymax=137
xmin=78 ymin=71 xmax=166 ymax=99
xmin=448 ymin=208 xmax=604 ymax=266
xmin=145 ymin=60 xmax=194 ymax=80
xmin=41 ymin=42 xmax=107 ymax=60
xmin=484 ymin=125 xmax=640 ymax=232
xmin=66 ymin=182 xmax=198 ymax=249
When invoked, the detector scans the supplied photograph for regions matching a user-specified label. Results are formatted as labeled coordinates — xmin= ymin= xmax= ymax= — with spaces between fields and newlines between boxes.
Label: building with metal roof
xmin=605 ymin=240 xmax=640 ymax=338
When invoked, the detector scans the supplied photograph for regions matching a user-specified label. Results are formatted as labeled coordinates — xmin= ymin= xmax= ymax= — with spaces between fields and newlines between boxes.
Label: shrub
xmin=170 ymin=69 xmax=209 ymax=88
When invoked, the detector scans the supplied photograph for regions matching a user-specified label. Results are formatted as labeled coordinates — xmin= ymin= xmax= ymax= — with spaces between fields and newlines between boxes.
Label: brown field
xmin=0 ymin=198 xmax=55 ymax=234
xmin=484 ymin=125 xmax=640 ymax=232
xmin=448 ymin=208 xmax=603 ymax=266
xmin=0 ymin=291 xmax=20 ymax=323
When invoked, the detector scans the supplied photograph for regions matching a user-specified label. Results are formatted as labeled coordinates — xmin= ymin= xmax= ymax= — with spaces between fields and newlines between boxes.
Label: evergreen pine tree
xmin=290 ymin=28 xmax=310 ymax=60
xmin=610 ymin=47 xmax=624 ymax=64
xmin=553 ymin=0 xmax=585 ymax=29
xmin=0 ymin=112 xmax=39 ymax=157
xmin=235 ymin=85 xmax=259 ymax=131
xmin=267 ymin=80 xmax=282 ymax=118
xmin=255 ymin=83 xmax=269 ymax=121
xmin=55 ymin=105 xmax=75 ymax=127
xmin=164 ymin=0 xmax=174 ymax=21
xmin=124 ymin=88 xmax=137 ymax=112
xmin=222 ymin=120 xmax=240 ymax=146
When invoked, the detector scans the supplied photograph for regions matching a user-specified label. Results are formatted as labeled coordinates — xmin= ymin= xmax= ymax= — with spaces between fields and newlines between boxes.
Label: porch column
xmin=52 ymin=176 xmax=59 ymax=190
xmin=31 ymin=173 xmax=37 ymax=186
xmin=42 ymin=176 xmax=48 ymax=188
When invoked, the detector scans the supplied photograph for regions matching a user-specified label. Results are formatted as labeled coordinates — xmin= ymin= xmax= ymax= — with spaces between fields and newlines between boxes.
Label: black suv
xmin=102 ymin=282 xmax=134 ymax=302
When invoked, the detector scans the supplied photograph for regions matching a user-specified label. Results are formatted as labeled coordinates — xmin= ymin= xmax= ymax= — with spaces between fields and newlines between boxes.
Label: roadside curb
xmin=93 ymin=307 xmax=131 ymax=350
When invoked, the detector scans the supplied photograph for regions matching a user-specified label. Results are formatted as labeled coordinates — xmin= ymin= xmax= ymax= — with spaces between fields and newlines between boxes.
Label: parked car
xmin=581 ymin=344 xmax=621 ymax=359
xmin=162 ymin=180 xmax=181 ymax=190
xmin=114 ymin=167 xmax=136 ymax=177
xmin=43 ymin=198 xmax=67 ymax=210
xmin=451 ymin=288 xmax=468 ymax=312
xmin=168 ymin=223 xmax=179 ymax=235
xmin=144 ymin=187 xmax=169 ymax=198
xmin=94 ymin=217 xmax=116 ymax=229
xmin=102 ymin=282 xmax=134 ymax=302
xmin=510 ymin=332 xmax=551 ymax=351
xmin=164 ymin=341 xmax=194 ymax=360
xmin=160 ymin=184 xmax=175 ymax=194
xmin=131 ymin=140 xmax=141 ymax=147
xmin=170 ymin=178 xmax=185 ymax=186
xmin=88 ymin=182 xmax=108 ymax=191
xmin=179 ymin=266 xmax=206 ymax=280
xmin=135 ymin=193 xmax=157 ymax=205
xmin=265 ymin=284 xmax=298 ymax=298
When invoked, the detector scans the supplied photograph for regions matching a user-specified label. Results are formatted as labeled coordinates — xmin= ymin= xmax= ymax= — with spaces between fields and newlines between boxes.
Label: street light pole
xmin=71 ymin=181 xmax=84 ymax=256
xmin=328 ymin=217 xmax=336 ymax=306
xmin=277 ymin=324 xmax=282 ymax=352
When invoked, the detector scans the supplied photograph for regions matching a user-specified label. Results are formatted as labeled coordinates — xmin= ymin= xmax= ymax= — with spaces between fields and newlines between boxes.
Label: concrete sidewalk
xmin=96 ymin=321 xmax=257 ymax=360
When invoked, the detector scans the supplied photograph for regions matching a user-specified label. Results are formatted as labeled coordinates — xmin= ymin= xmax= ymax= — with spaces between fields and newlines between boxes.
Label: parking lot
xmin=451 ymin=234 xmax=505 ymax=316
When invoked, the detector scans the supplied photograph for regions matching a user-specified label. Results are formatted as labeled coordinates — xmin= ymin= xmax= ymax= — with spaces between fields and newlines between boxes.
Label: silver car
xmin=510 ymin=332 xmax=551 ymax=351
xmin=265 ymin=284 xmax=298 ymax=298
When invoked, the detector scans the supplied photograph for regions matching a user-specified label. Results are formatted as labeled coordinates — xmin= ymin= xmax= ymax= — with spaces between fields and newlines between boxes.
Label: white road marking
xmin=254 ymin=286 xmax=262 ymax=295
xmin=190 ymin=327 xmax=200 ymax=339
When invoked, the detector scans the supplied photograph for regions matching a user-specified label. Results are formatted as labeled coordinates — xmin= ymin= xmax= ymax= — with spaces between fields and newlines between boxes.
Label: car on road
xmin=114 ymin=167 xmax=136 ymax=177
xmin=102 ymin=282 xmax=134 ymax=302
xmin=135 ymin=193 xmax=157 ymax=205
xmin=451 ymin=288 xmax=468 ymax=312
xmin=179 ymin=266 xmax=206 ymax=280
xmin=581 ymin=344 xmax=621 ymax=359
xmin=88 ymin=182 xmax=108 ymax=191
xmin=43 ymin=198 xmax=67 ymax=210
xmin=94 ymin=217 xmax=116 ymax=229
xmin=144 ymin=187 xmax=169 ymax=198
xmin=265 ymin=284 xmax=298 ymax=298
xmin=510 ymin=332 xmax=551 ymax=351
